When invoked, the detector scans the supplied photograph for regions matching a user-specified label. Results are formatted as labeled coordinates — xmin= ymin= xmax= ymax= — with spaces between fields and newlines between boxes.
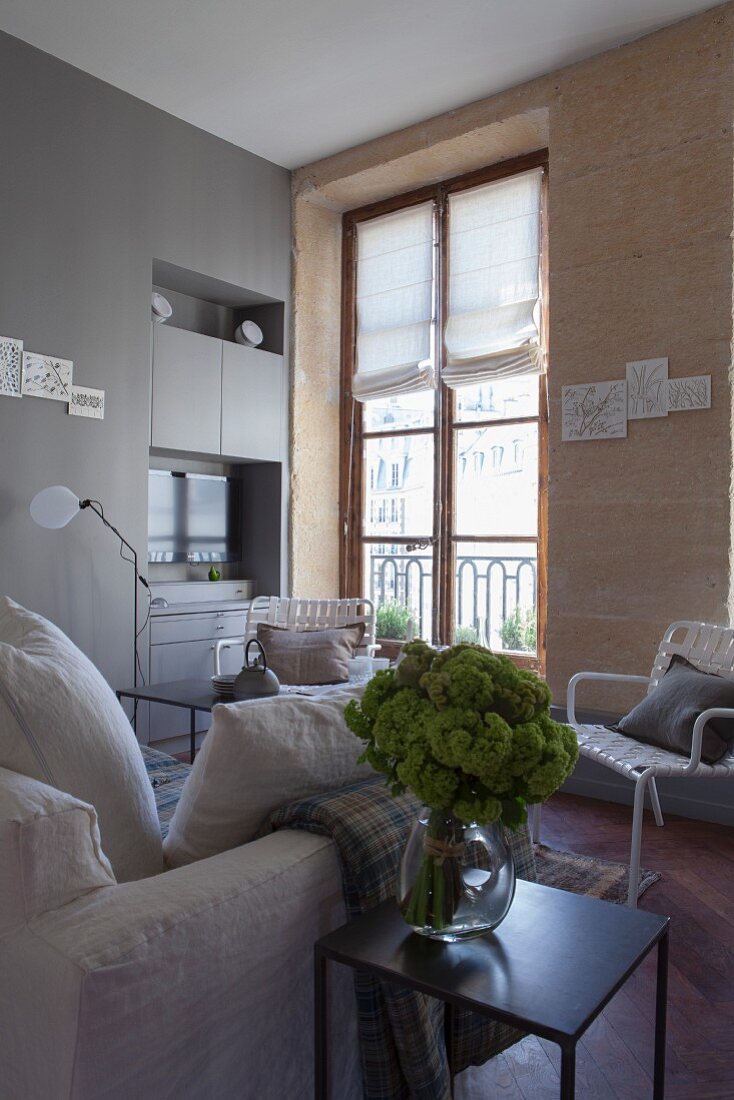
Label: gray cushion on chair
xmin=610 ymin=655 xmax=734 ymax=764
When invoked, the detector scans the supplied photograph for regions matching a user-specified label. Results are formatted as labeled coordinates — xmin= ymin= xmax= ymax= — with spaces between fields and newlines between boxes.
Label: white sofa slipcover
xmin=0 ymin=597 xmax=162 ymax=882
xmin=0 ymin=761 xmax=362 ymax=1099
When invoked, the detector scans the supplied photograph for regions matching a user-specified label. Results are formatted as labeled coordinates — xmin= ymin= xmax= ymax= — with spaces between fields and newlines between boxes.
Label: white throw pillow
xmin=0 ymin=766 xmax=116 ymax=935
xmin=164 ymin=686 xmax=373 ymax=867
xmin=0 ymin=597 xmax=162 ymax=882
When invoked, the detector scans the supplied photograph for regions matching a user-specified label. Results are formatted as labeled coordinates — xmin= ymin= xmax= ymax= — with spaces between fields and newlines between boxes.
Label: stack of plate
xmin=211 ymin=673 xmax=236 ymax=698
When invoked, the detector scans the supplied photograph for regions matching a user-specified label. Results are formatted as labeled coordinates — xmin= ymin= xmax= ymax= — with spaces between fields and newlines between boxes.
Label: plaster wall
xmin=0 ymin=31 xmax=291 ymax=689
xmin=292 ymin=4 xmax=734 ymax=720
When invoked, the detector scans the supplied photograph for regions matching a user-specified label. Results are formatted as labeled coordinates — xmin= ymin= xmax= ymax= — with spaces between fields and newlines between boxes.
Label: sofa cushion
xmin=0 ymin=597 xmax=162 ymax=881
xmin=163 ymin=686 xmax=374 ymax=867
xmin=0 ymin=765 xmax=115 ymax=935
xmin=256 ymin=622 xmax=366 ymax=685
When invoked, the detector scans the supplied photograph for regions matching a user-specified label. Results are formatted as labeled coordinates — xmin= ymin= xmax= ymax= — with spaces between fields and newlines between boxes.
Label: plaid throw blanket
xmin=270 ymin=776 xmax=536 ymax=1100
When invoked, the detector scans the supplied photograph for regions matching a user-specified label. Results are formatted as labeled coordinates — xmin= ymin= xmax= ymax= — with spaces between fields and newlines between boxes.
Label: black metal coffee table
xmin=314 ymin=879 xmax=669 ymax=1099
xmin=116 ymin=680 xmax=262 ymax=760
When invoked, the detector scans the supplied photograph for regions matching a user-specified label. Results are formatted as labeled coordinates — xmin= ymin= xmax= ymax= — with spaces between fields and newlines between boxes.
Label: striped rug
xmin=535 ymin=842 xmax=661 ymax=903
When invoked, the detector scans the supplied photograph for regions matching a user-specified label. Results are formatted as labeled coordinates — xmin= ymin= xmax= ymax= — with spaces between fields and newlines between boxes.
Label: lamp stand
xmin=80 ymin=500 xmax=149 ymax=689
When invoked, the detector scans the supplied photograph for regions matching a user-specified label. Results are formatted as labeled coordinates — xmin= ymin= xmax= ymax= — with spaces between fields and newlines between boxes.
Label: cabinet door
xmin=148 ymin=638 xmax=217 ymax=743
xmin=221 ymin=343 xmax=283 ymax=461
xmin=152 ymin=326 xmax=222 ymax=454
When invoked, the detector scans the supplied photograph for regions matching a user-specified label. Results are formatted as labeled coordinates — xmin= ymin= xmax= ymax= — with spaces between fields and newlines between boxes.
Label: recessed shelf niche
xmin=152 ymin=258 xmax=284 ymax=355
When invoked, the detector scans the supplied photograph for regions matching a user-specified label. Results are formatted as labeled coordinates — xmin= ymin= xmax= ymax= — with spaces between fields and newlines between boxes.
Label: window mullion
xmin=436 ymin=185 xmax=453 ymax=645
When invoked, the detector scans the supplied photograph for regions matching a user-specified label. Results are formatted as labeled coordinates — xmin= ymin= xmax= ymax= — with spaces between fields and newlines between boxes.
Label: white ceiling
xmin=0 ymin=0 xmax=717 ymax=168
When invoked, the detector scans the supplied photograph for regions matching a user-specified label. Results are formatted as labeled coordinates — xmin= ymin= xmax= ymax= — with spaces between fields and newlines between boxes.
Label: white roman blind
xmin=353 ymin=202 xmax=436 ymax=402
xmin=444 ymin=168 xmax=544 ymax=388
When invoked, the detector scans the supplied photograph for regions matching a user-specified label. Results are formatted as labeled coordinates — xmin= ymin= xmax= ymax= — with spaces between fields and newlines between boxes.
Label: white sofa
xmin=0 ymin=597 xmax=365 ymax=1100
xmin=0 ymin=762 xmax=363 ymax=1100
xmin=0 ymin=600 xmax=498 ymax=1099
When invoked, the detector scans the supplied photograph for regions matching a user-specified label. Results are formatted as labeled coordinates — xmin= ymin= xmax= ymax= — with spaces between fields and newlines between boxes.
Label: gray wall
xmin=0 ymin=31 xmax=291 ymax=688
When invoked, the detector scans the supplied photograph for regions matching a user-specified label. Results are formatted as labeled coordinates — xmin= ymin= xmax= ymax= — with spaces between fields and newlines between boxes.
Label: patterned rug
xmin=534 ymin=842 xmax=661 ymax=903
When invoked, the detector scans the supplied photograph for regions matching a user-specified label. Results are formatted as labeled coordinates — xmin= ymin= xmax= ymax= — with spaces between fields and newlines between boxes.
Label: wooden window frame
xmin=339 ymin=150 xmax=549 ymax=673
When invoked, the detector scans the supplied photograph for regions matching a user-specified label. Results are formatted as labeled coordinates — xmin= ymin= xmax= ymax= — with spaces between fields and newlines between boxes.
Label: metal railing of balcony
xmin=368 ymin=552 xmax=537 ymax=651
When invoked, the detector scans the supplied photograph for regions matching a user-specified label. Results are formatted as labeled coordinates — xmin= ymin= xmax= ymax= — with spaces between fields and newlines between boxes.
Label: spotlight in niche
xmin=234 ymin=320 xmax=263 ymax=347
xmin=151 ymin=292 xmax=173 ymax=325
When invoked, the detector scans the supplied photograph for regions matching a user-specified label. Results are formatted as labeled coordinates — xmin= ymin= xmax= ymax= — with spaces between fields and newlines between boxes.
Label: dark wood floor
xmin=475 ymin=793 xmax=734 ymax=1099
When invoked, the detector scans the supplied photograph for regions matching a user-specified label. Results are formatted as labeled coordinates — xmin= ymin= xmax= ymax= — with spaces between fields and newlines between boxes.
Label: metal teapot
xmin=233 ymin=639 xmax=280 ymax=698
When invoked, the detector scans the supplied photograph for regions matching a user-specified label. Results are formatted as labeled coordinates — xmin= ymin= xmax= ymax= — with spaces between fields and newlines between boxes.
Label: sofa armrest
xmin=3 ymin=830 xmax=360 ymax=1100
xmin=31 ymin=828 xmax=338 ymax=969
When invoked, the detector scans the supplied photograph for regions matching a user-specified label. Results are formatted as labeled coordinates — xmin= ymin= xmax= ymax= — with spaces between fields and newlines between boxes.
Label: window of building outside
xmin=340 ymin=153 xmax=547 ymax=670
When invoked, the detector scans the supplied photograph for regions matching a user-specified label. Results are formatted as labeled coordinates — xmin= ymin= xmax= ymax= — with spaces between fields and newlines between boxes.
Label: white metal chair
xmin=533 ymin=621 xmax=734 ymax=907
xmin=213 ymin=595 xmax=378 ymax=676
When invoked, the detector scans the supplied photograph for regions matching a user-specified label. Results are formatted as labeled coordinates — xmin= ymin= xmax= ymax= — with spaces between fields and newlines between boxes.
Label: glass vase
xmin=397 ymin=808 xmax=516 ymax=941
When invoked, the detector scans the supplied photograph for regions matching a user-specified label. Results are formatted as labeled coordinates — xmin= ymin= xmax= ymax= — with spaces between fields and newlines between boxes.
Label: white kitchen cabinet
xmin=221 ymin=343 xmax=283 ymax=461
xmin=151 ymin=326 xmax=222 ymax=454
xmin=148 ymin=608 xmax=245 ymax=745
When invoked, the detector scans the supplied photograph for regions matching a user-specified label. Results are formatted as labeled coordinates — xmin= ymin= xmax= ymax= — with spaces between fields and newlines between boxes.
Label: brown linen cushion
xmin=257 ymin=622 xmax=365 ymax=685
xmin=610 ymin=655 xmax=734 ymax=764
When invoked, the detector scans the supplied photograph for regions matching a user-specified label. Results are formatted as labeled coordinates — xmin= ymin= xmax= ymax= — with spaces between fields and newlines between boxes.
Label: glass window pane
xmin=455 ymin=375 xmax=539 ymax=423
xmin=454 ymin=541 xmax=537 ymax=656
xmin=455 ymin=423 xmax=538 ymax=537
xmin=364 ymin=390 xmax=435 ymax=432
xmin=363 ymin=434 xmax=434 ymax=536
xmin=364 ymin=543 xmax=433 ymax=641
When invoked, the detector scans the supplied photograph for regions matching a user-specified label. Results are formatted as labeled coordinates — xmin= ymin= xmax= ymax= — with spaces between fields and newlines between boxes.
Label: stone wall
xmin=291 ymin=3 xmax=734 ymax=708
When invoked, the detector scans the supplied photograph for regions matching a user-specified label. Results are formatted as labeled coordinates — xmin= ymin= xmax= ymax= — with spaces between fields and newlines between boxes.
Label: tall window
xmin=340 ymin=153 xmax=547 ymax=670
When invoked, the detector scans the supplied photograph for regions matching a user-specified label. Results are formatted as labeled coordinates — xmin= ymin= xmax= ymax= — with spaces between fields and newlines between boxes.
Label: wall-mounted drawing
xmin=562 ymin=380 xmax=627 ymax=441
xmin=68 ymin=385 xmax=105 ymax=419
xmin=667 ymin=375 xmax=711 ymax=412
xmin=0 ymin=336 xmax=23 ymax=398
xmin=627 ymin=358 xmax=668 ymax=419
xmin=21 ymin=351 xmax=73 ymax=401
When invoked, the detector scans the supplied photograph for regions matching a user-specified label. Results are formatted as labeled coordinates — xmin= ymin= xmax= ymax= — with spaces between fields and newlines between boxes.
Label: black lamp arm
xmin=79 ymin=497 xmax=149 ymax=693
xmin=80 ymin=499 xmax=149 ymax=589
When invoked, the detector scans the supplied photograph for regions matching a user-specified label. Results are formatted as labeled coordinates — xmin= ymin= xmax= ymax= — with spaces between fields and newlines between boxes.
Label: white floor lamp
xmin=30 ymin=485 xmax=149 ymax=688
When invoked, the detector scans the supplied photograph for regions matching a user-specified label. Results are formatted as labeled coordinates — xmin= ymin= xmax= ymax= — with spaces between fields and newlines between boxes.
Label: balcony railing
xmin=368 ymin=551 xmax=537 ymax=652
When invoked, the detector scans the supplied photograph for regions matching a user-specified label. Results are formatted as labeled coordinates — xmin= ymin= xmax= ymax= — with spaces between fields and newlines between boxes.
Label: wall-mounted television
xmin=148 ymin=470 xmax=241 ymax=563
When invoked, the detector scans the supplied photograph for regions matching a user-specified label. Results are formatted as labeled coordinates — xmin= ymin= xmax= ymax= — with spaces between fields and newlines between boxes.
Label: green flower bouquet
xmin=344 ymin=641 xmax=579 ymax=936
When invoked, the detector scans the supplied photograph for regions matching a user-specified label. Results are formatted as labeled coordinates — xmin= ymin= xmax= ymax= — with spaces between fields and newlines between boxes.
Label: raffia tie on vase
xmin=424 ymin=834 xmax=466 ymax=866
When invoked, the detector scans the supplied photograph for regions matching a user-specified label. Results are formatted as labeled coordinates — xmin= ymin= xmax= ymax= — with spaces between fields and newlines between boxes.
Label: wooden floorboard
xmin=485 ymin=792 xmax=734 ymax=1099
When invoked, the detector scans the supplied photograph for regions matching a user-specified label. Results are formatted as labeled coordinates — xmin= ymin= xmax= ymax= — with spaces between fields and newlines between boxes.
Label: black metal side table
xmin=314 ymin=880 xmax=669 ymax=1100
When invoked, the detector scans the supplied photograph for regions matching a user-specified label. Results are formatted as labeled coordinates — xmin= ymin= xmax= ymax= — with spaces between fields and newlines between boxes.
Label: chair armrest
xmin=567 ymin=671 xmax=652 ymax=727
xmin=213 ymin=636 xmax=243 ymax=675
xmin=684 ymin=707 xmax=734 ymax=773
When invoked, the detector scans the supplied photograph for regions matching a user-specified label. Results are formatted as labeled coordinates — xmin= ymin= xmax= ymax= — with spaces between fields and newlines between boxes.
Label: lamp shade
xmin=30 ymin=485 xmax=81 ymax=529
